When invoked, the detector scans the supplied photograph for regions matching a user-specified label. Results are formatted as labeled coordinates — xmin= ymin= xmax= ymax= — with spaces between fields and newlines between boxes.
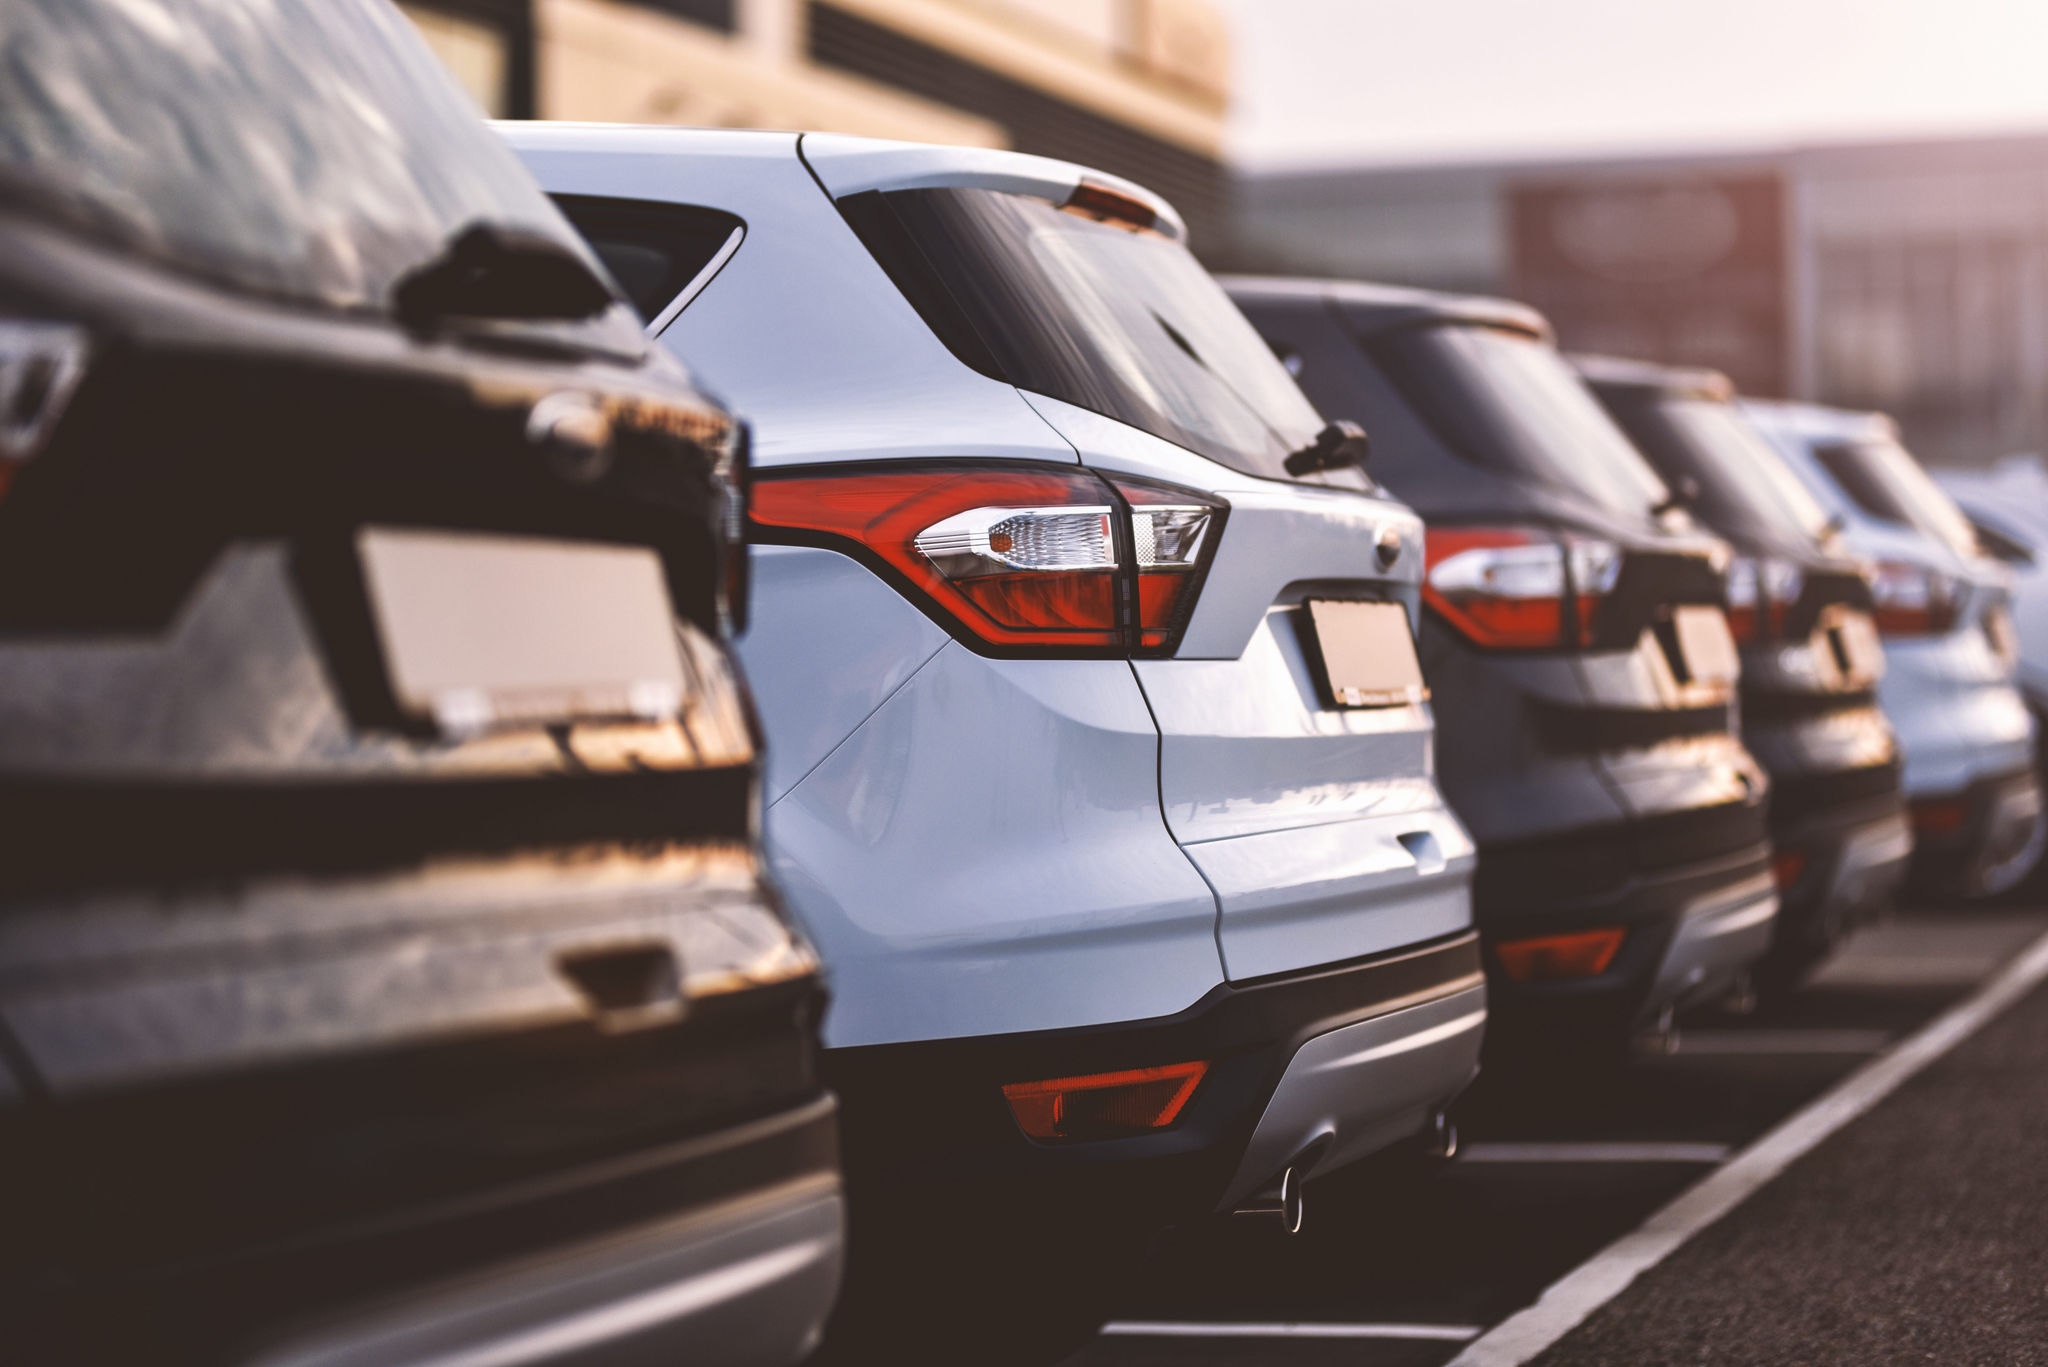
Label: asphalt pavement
xmin=1063 ymin=908 xmax=2048 ymax=1367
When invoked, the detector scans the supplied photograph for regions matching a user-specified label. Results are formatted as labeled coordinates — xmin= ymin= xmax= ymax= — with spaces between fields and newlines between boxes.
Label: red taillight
xmin=749 ymin=463 xmax=1222 ymax=654
xmin=1725 ymin=556 xmax=1804 ymax=644
xmin=1002 ymin=1061 xmax=1208 ymax=1142
xmin=1773 ymin=847 xmax=1809 ymax=890
xmin=1494 ymin=928 xmax=1627 ymax=981
xmin=1423 ymin=527 xmax=1621 ymax=650
xmin=1870 ymin=561 xmax=1960 ymax=637
xmin=1912 ymin=798 xmax=1969 ymax=838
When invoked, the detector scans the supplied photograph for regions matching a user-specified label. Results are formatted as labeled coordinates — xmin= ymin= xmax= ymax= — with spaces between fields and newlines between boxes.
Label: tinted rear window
xmin=1375 ymin=325 xmax=1669 ymax=519
xmin=1816 ymin=439 xmax=1980 ymax=557
xmin=843 ymin=186 xmax=1328 ymax=481
xmin=1604 ymin=394 xmax=1833 ymax=546
xmin=553 ymin=195 xmax=743 ymax=325
xmin=0 ymin=0 xmax=588 ymax=314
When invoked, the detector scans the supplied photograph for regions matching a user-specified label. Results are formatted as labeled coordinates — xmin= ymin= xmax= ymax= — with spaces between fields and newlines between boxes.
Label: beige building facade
xmin=400 ymin=0 xmax=1232 ymax=248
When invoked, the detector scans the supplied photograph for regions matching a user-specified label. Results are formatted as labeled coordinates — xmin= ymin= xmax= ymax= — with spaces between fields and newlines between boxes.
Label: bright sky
xmin=1214 ymin=0 xmax=2048 ymax=169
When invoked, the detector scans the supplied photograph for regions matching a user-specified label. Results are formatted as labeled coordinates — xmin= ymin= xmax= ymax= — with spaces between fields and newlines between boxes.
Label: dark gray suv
xmin=0 ymin=5 xmax=839 ymax=1364
xmin=1230 ymin=278 xmax=1777 ymax=1054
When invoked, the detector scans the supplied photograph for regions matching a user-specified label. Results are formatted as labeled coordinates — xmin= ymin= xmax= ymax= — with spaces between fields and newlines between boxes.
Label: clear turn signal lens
xmin=1115 ymin=476 xmax=1223 ymax=651
xmin=0 ymin=320 xmax=90 ymax=499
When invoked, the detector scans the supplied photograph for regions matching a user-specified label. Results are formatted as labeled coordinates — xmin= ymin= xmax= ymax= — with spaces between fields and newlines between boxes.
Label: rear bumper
xmin=1476 ymin=822 xmax=1778 ymax=1036
xmin=1770 ymin=781 xmax=1912 ymax=959
xmin=12 ymin=1095 xmax=843 ymax=1367
xmin=822 ymin=932 xmax=1483 ymax=1241
xmin=255 ymin=1172 xmax=843 ymax=1367
xmin=1908 ymin=767 xmax=2046 ymax=899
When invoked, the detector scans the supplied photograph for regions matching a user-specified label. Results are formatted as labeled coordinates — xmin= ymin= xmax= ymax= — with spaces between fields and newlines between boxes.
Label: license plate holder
xmin=1670 ymin=604 xmax=1739 ymax=687
xmin=357 ymin=528 xmax=688 ymax=736
xmin=1305 ymin=599 xmax=1428 ymax=709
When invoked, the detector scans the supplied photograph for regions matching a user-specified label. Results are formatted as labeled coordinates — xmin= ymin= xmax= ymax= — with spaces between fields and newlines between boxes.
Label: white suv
xmin=504 ymin=125 xmax=1485 ymax=1362
xmin=1745 ymin=400 xmax=2043 ymax=898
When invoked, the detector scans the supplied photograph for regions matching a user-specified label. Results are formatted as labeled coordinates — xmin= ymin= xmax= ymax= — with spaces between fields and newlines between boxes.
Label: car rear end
xmin=512 ymin=127 xmax=1483 ymax=1359
xmin=1745 ymin=401 xmax=2043 ymax=900
xmin=1 ymin=7 xmax=838 ymax=1365
xmin=1230 ymin=279 xmax=1777 ymax=1051
xmin=1580 ymin=358 xmax=1908 ymax=989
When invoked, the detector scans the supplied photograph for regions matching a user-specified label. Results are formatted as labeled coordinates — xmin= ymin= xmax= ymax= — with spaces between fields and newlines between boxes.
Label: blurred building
xmin=399 ymin=0 xmax=1231 ymax=246
xmin=1235 ymin=134 xmax=2048 ymax=467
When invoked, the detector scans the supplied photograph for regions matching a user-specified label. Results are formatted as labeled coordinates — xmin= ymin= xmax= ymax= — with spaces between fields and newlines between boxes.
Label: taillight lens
xmin=1118 ymin=476 xmax=1223 ymax=650
xmin=1870 ymin=561 xmax=1960 ymax=637
xmin=749 ymin=463 xmax=1222 ymax=654
xmin=1494 ymin=927 xmax=1626 ymax=981
xmin=0 ymin=320 xmax=89 ymax=499
xmin=1002 ymin=1061 xmax=1209 ymax=1142
xmin=1724 ymin=556 xmax=1804 ymax=643
xmin=1423 ymin=527 xmax=1620 ymax=650
xmin=715 ymin=420 xmax=751 ymax=635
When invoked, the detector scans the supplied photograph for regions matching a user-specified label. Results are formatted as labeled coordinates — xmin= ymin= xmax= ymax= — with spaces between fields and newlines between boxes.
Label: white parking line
xmin=1665 ymin=1028 xmax=1891 ymax=1056
xmin=1102 ymin=1321 xmax=1481 ymax=1341
xmin=1458 ymin=1142 xmax=1730 ymax=1164
xmin=1444 ymin=925 xmax=2048 ymax=1367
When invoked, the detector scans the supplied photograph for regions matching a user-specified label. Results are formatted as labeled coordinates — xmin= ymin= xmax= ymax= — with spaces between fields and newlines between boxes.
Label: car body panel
xmin=741 ymin=545 xmax=949 ymax=805
xmin=764 ymin=636 xmax=1224 ymax=1047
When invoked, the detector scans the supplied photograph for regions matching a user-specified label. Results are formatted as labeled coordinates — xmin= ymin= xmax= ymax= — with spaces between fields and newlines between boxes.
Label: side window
xmin=551 ymin=195 xmax=743 ymax=326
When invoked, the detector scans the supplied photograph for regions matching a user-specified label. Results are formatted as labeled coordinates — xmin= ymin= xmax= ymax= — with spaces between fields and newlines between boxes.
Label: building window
xmin=398 ymin=0 xmax=534 ymax=119
xmin=636 ymin=0 xmax=738 ymax=31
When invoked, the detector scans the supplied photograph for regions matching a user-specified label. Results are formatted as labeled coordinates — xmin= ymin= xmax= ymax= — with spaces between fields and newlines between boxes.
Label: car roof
xmin=1219 ymin=274 xmax=1551 ymax=341
xmin=1739 ymin=396 xmax=1899 ymax=445
xmin=491 ymin=122 xmax=1186 ymax=242
xmin=1571 ymin=352 xmax=1734 ymax=402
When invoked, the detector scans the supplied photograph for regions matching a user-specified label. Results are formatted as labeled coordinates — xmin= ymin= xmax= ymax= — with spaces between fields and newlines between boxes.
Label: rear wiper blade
xmin=393 ymin=222 xmax=617 ymax=330
xmin=1284 ymin=420 xmax=1372 ymax=477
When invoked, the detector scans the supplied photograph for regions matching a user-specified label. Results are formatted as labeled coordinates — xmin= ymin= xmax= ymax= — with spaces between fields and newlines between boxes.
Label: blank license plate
xmin=1306 ymin=599 xmax=1428 ymax=708
xmin=1672 ymin=605 xmax=1739 ymax=687
xmin=358 ymin=528 xmax=688 ymax=735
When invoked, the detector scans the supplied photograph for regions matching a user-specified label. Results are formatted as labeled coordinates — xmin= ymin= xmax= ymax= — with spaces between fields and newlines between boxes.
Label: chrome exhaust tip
xmin=1232 ymin=1164 xmax=1305 ymax=1235
xmin=1423 ymin=1109 xmax=1459 ymax=1161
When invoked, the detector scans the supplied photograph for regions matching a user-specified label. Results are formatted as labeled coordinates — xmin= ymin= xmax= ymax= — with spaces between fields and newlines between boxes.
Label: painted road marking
xmin=1102 ymin=1321 xmax=1482 ymax=1342
xmin=1665 ymin=1028 xmax=1891 ymax=1056
xmin=1459 ymin=1142 xmax=1730 ymax=1164
xmin=1445 ymin=925 xmax=2048 ymax=1367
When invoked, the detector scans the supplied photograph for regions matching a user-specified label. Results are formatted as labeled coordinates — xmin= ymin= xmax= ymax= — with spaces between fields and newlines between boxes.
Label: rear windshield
xmin=1816 ymin=438 xmax=1980 ymax=557
xmin=1606 ymin=395 xmax=1834 ymax=546
xmin=0 ymin=0 xmax=591 ymax=314
xmin=844 ymin=186 xmax=1327 ymax=481
xmin=1376 ymin=325 xmax=1670 ymax=519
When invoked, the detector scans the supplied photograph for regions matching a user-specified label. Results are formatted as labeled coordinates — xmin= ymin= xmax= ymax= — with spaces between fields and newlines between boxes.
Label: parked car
xmin=0 ymin=5 xmax=839 ymax=1365
xmin=1577 ymin=358 xmax=1909 ymax=991
xmin=1744 ymin=402 xmax=2043 ymax=900
xmin=1936 ymin=457 xmax=2048 ymax=729
xmin=1227 ymin=280 xmax=1776 ymax=1053
xmin=507 ymin=126 xmax=1486 ymax=1362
